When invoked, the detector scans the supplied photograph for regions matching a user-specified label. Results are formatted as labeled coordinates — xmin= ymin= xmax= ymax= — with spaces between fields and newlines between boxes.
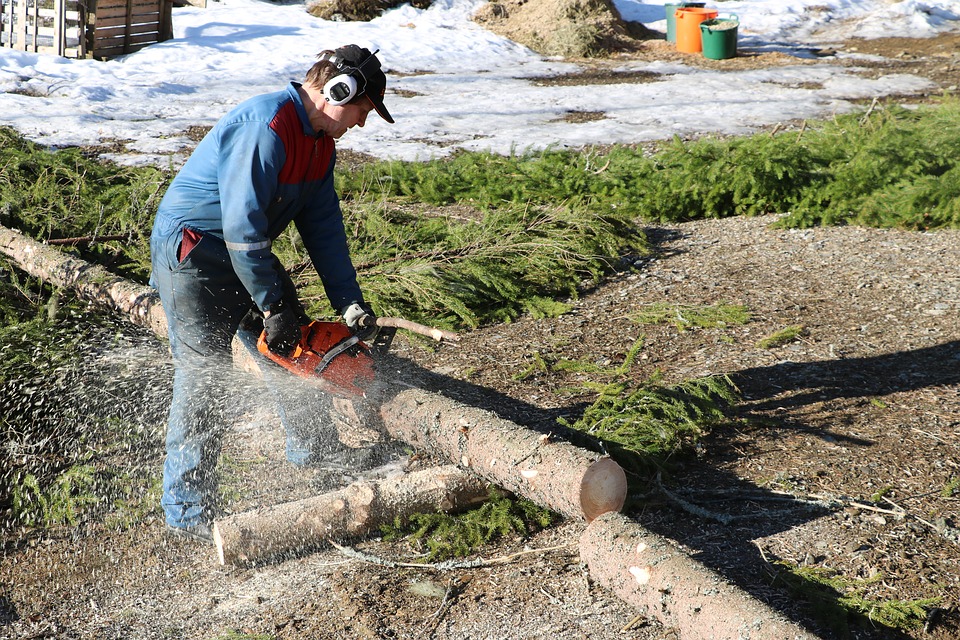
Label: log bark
xmin=379 ymin=388 xmax=627 ymax=521
xmin=213 ymin=464 xmax=490 ymax=566
xmin=579 ymin=512 xmax=822 ymax=640
xmin=0 ymin=224 xmax=167 ymax=337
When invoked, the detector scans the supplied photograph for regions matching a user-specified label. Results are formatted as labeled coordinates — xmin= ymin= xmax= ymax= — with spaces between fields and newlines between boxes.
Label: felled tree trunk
xmin=580 ymin=512 xmax=821 ymax=640
xmin=213 ymin=465 xmax=489 ymax=565
xmin=379 ymin=388 xmax=627 ymax=521
xmin=0 ymin=224 xmax=167 ymax=337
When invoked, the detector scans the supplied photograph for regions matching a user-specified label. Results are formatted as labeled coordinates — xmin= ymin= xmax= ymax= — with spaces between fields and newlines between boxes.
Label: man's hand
xmin=342 ymin=302 xmax=379 ymax=342
xmin=263 ymin=302 xmax=301 ymax=355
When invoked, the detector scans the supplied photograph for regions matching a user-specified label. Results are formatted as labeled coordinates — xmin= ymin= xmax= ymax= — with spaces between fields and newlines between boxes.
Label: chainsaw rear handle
xmin=360 ymin=315 xmax=459 ymax=343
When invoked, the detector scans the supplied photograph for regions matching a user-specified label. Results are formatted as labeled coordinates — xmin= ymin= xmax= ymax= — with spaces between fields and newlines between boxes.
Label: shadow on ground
xmin=382 ymin=338 xmax=960 ymax=639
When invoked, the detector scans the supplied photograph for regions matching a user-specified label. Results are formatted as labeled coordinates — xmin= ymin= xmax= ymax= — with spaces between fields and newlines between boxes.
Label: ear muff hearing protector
xmin=323 ymin=73 xmax=359 ymax=106
xmin=321 ymin=48 xmax=379 ymax=106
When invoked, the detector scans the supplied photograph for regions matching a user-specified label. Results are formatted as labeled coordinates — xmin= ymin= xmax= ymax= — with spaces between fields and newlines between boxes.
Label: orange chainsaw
xmin=256 ymin=316 xmax=458 ymax=399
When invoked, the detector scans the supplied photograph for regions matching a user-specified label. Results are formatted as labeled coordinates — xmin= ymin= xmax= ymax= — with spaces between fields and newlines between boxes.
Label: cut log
xmin=379 ymin=388 xmax=627 ymax=521
xmin=579 ymin=512 xmax=822 ymax=640
xmin=213 ymin=464 xmax=490 ymax=565
xmin=0 ymin=224 xmax=167 ymax=337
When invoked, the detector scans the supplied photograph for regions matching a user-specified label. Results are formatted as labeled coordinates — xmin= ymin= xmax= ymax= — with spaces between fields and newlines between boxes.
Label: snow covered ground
xmin=0 ymin=0 xmax=957 ymax=164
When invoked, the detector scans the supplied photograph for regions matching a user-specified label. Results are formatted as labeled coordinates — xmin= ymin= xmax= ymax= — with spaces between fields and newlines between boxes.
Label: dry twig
xmin=422 ymin=576 xmax=471 ymax=637
xmin=47 ymin=233 xmax=133 ymax=246
xmin=327 ymin=539 xmax=577 ymax=571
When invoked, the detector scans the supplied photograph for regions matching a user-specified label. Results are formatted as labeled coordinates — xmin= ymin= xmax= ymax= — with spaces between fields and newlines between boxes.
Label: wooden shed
xmin=0 ymin=0 xmax=177 ymax=59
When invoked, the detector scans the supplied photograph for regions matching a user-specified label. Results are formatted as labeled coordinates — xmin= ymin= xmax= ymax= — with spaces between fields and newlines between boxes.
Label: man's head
xmin=306 ymin=45 xmax=394 ymax=124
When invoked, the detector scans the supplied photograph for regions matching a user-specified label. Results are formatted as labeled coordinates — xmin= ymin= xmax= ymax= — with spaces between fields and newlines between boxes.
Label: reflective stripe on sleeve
xmin=225 ymin=239 xmax=272 ymax=252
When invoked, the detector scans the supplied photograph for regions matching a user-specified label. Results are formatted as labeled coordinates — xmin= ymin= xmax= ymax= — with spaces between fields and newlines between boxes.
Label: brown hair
xmin=304 ymin=50 xmax=338 ymax=90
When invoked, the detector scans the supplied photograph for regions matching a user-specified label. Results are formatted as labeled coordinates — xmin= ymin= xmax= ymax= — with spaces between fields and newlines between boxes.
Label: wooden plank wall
xmin=88 ymin=0 xmax=172 ymax=59
xmin=0 ymin=0 xmax=86 ymax=57
xmin=0 ymin=0 xmax=174 ymax=59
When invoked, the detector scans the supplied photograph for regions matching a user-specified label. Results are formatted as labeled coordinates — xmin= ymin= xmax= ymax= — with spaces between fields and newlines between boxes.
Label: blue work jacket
xmin=151 ymin=82 xmax=362 ymax=314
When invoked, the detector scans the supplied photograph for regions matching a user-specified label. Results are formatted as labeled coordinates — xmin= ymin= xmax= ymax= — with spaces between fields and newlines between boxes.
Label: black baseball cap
xmin=334 ymin=45 xmax=394 ymax=124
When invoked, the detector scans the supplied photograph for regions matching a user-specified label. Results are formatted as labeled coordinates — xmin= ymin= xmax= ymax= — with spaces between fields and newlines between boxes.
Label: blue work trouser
xmin=151 ymin=226 xmax=325 ymax=528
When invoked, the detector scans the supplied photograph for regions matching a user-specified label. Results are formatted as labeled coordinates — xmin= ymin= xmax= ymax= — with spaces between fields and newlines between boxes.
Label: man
xmin=149 ymin=45 xmax=394 ymax=543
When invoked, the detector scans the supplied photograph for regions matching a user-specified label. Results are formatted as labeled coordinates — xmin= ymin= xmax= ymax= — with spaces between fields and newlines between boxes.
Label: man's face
xmin=326 ymin=100 xmax=374 ymax=139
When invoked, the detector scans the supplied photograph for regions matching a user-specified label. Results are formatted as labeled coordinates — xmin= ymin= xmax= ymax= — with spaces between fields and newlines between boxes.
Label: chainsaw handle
xmin=361 ymin=316 xmax=459 ymax=342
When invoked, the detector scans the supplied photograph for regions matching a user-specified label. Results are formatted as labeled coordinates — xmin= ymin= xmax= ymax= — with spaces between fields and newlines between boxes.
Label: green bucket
xmin=665 ymin=1 xmax=706 ymax=43
xmin=700 ymin=14 xmax=739 ymax=60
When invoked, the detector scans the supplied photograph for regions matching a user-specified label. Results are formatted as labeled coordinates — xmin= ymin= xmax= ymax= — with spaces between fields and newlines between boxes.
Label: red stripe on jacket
xmin=270 ymin=101 xmax=333 ymax=185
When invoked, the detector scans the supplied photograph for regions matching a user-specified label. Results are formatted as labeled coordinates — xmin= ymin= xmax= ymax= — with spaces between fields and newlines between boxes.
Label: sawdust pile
xmin=306 ymin=0 xmax=654 ymax=58
xmin=473 ymin=0 xmax=654 ymax=57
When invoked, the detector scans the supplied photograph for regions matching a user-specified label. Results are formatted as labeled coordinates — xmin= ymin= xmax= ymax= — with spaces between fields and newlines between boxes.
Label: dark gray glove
xmin=263 ymin=301 xmax=301 ymax=355
xmin=341 ymin=302 xmax=379 ymax=342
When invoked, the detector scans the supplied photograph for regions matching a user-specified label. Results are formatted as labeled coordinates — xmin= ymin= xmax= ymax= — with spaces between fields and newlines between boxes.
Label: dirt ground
xmin=3 ymin=22 xmax=960 ymax=640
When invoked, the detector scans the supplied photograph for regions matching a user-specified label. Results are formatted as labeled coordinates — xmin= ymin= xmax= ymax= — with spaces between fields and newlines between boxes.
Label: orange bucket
xmin=675 ymin=6 xmax=718 ymax=53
